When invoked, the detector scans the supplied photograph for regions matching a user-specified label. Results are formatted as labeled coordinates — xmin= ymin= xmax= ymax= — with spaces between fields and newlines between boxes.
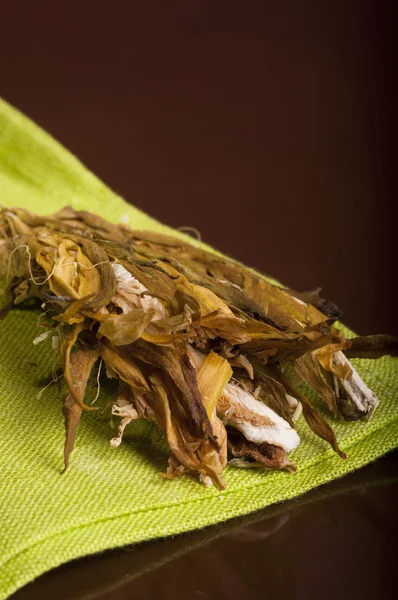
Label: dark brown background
xmin=2 ymin=1 xmax=397 ymax=599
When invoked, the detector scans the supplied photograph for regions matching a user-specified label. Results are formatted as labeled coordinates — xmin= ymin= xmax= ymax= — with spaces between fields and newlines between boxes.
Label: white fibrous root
xmin=110 ymin=398 xmax=139 ymax=448
xmin=217 ymin=382 xmax=300 ymax=453
xmin=332 ymin=351 xmax=379 ymax=419
xmin=188 ymin=344 xmax=301 ymax=456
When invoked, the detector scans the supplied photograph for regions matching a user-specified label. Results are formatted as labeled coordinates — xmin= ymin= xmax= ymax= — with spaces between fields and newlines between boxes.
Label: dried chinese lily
xmin=0 ymin=206 xmax=395 ymax=489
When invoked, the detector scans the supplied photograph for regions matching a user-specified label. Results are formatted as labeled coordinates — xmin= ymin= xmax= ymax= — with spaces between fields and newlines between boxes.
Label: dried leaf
xmin=62 ymin=347 xmax=99 ymax=472
xmin=344 ymin=334 xmax=398 ymax=359
xmin=315 ymin=342 xmax=352 ymax=379
xmin=98 ymin=308 xmax=155 ymax=346
xmin=286 ymin=286 xmax=344 ymax=322
xmin=196 ymin=350 xmax=233 ymax=417
xmin=255 ymin=362 xmax=346 ymax=458
xmin=253 ymin=372 xmax=296 ymax=427
xmin=294 ymin=352 xmax=338 ymax=416
xmin=99 ymin=342 xmax=151 ymax=395
xmin=150 ymin=374 xmax=226 ymax=489
xmin=229 ymin=353 xmax=254 ymax=379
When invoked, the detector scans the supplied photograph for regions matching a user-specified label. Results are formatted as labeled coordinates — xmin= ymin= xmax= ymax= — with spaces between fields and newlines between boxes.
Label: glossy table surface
xmin=2 ymin=2 xmax=396 ymax=598
xmin=9 ymin=452 xmax=398 ymax=600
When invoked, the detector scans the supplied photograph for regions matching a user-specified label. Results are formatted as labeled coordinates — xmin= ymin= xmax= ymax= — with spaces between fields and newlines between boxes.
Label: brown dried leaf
xmin=127 ymin=339 xmax=216 ymax=445
xmin=294 ymin=352 xmax=338 ymax=416
xmin=99 ymin=342 xmax=151 ymax=395
xmin=229 ymin=354 xmax=254 ymax=379
xmin=62 ymin=347 xmax=99 ymax=472
xmin=61 ymin=322 xmax=98 ymax=412
xmin=255 ymin=362 xmax=346 ymax=459
xmin=286 ymin=286 xmax=344 ymax=322
xmin=344 ymin=334 xmax=398 ymax=359
xmin=150 ymin=374 xmax=226 ymax=489
xmin=253 ymin=372 xmax=296 ymax=427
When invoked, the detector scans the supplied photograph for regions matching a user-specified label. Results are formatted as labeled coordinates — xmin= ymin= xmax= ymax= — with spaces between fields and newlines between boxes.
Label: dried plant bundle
xmin=1 ymin=206 xmax=396 ymax=489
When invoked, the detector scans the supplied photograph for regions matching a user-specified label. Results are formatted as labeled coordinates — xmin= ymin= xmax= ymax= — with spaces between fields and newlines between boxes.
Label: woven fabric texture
xmin=0 ymin=98 xmax=397 ymax=600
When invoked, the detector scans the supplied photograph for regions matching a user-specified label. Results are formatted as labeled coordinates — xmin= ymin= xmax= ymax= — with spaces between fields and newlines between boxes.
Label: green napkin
xmin=0 ymin=98 xmax=397 ymax=600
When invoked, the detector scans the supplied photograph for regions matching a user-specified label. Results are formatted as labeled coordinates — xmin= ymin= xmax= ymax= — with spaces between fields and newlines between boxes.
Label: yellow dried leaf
xmin=197 ymin=350 xmax=233 ymax=418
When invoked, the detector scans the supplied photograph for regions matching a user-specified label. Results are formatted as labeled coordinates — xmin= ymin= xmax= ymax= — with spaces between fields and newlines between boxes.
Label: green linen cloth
xmin=0 ymin=97 xmax=397 ymax=599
